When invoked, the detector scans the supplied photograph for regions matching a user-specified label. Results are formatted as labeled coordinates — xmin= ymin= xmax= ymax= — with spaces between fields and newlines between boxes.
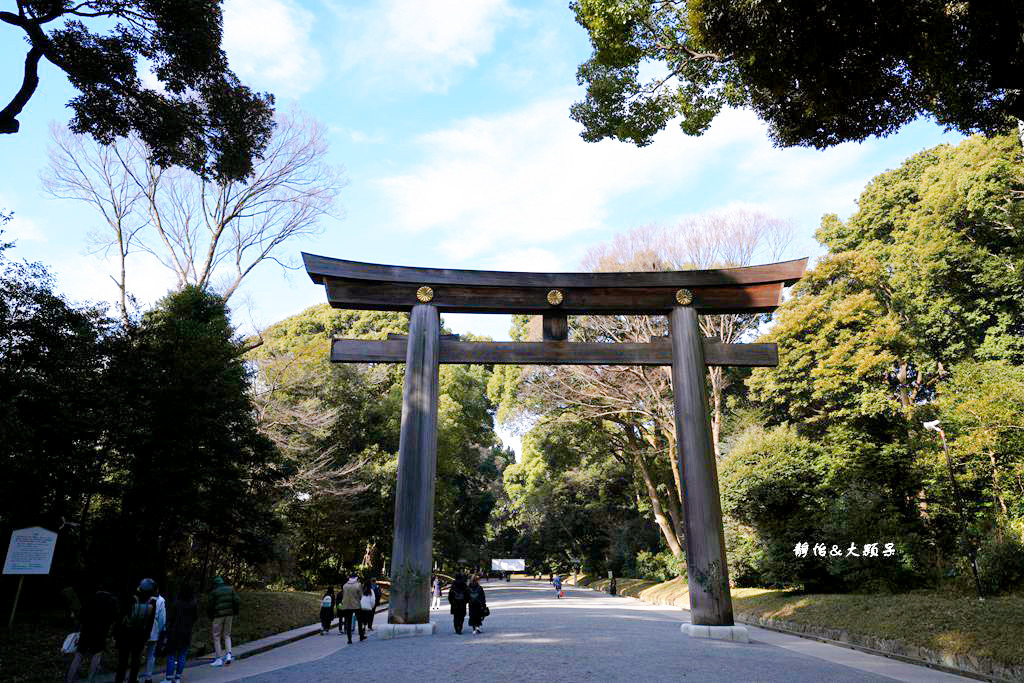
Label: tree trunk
xmin=634 ymin=453 xmax=684 ymax=559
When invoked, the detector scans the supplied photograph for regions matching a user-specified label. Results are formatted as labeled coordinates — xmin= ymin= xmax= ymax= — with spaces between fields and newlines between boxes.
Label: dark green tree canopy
xmin=1 ymin=1 xmax=275 ymax=180
xmin=571 ymin=0 xmax=1024 ymax=148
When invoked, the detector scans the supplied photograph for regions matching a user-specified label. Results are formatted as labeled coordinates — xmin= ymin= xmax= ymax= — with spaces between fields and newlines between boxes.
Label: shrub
xmin=635 ymin=549 xmax=685 ymax=582
xmin=977 ymin=535 xmax=1024 ymax=595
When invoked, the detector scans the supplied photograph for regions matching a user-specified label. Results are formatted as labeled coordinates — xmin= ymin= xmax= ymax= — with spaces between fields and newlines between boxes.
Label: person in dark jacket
xmin=65 ymin=589 xmax=118 ymax=683
xmin=162 ymin=586 xmax=198 ymax=683
xmin=447 ymin=574 xmax=468 ymax=634
xmin=207 ymin=577 xmax=239 ymax=667
xmin=319 ymin=587 xmax=335 ymax=635
xmin=466 ymin=574 xmax=487 ymax=634
xmin=115 ymin=579 xmax=157 ymax=683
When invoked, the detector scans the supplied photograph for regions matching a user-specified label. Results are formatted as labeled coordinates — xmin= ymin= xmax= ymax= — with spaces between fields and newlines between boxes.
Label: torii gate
xmin=304 ymin=252 xmax=806 ymax=640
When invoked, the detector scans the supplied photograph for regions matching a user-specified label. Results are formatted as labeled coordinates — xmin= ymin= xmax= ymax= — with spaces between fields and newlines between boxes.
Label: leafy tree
xmin=1 ymin=0 xmax=274 ymax=181
xmin=0 ymin=242 xmax=112 ymax=576
xmin=936 ymin=361 xmax=1024 ymax=537
xmin=745 ymin=133 xmax=1024 ymax=589
xmin=248 ymin=305 xmax=507 ymax=585
xmin=101 ymin=285 xmax=281 ymax=583
xmin=571 ymin=0 xmax=1024 ymax=148
xmin=489 ymin=417 xmax=652 ymax=577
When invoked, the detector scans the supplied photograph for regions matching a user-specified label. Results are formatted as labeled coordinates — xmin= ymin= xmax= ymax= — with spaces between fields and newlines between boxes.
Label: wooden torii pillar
xmin=304 ymin=253 xmax=806 ymax=639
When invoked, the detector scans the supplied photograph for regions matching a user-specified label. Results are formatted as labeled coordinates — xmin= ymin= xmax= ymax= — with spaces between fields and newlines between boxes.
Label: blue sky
xmin=2 ymin=0 xmax=963 ymax=343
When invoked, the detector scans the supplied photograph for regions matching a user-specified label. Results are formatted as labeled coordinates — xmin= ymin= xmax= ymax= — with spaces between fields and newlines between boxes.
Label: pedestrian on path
xmin=319 ymin=587 xmax=335 ymax=635
xmin=357 ymin=579 xmax=374 ymax=641
xmin=339 ymin=573 xmax=362 ymax=643
xmin=553 ymin=574 xmax=562 ymax=598
xmin=467 ymin=574 xmax=487 ymax=635
xmin=208 ymin=576 xmax=239 ymax=667
xmin=367 ymin=578 xmax=381 ymax=631
xmin=448 ymin=573 xmax=468 ymax=634
xmin=161 ymin=585 xmax=197 ymax=683
xmin=142 ymin=583 xmax=167 ymax=683
xmin=115 ymin=579 xmax=158 ymax=683
xmin=65 ymin=588 xmax=118 ymax=683
xmin=431 ymin=575 xmax=442 ymax=610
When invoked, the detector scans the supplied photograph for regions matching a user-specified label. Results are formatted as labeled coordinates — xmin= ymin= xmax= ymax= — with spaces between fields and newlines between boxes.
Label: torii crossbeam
xmin=304 ymin=252 xmax=806 ymax=639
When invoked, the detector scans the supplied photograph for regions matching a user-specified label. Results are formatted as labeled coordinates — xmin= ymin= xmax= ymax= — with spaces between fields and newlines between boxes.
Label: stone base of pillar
xmin=375 ymin=622 xmax=437 ymax=639
xmin=680 ymin=623 xmax=750 ymax=643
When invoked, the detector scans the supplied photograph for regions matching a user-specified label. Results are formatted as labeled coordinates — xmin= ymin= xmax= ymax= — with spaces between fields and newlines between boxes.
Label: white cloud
xmin=372 ymin=101 xmax=921 ymax=266
xmin=223 ymin=0 xmax=323 ymax=98
xmin=335 ymin=0 xmax=514 ymax=92
xmin=374 ymin=98 xmax=752 ymax=258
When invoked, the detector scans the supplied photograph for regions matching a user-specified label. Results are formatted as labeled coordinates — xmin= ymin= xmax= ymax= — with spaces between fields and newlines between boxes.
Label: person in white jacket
xmin=141 ymin=585 xmax=166 ymax=683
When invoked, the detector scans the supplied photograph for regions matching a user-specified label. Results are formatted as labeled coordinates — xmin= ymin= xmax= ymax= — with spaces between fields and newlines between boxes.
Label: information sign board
xmin=3 ymin=527 xmax=58 ymax=575
xmin=491 ymin=558 xmax=526 ymax=572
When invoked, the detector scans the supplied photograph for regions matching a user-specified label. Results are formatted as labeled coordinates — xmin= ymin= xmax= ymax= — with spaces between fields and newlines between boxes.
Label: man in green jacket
xmin=208 ymin=577 xmax=240 ymax=667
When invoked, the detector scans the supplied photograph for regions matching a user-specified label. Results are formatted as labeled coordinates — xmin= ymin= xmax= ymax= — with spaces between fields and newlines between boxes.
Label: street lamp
xmin=923 ymin=420 xmax=984 ymax=599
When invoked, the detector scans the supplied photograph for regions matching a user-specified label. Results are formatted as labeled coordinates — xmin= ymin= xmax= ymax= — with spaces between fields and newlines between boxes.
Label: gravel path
xmin=191 ymin=580 xmax=970 ymax=683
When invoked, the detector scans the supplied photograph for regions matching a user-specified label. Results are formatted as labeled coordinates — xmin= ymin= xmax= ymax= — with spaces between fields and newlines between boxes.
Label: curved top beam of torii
xmin=302 ymin=252 xmax=808 ymax=316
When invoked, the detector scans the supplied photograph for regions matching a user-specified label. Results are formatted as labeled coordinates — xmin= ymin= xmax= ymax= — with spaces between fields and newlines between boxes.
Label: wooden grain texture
xmin=331 ymin=338 xmax=778 ymax=367
xmin=670 ymin=306 xmax=735 ymax=626
xmin=388 ymin=304 xmax=439 ymax=625
xmin=323 ymin=280 xmax=784 ymax=315
xmin=304 ymin=252 xmax=807 ymax=287
xmin=542 ymin=314 xmax=568 ymax=341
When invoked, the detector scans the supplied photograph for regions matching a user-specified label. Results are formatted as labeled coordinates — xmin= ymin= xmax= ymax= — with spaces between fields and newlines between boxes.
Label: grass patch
xmin=0 ymin=590 xmax=323 ymax=683
xmin=731 ymin=588 xmax=1024 ymax=668
xmin=593 ymin=576 xmax=1024 ymax=671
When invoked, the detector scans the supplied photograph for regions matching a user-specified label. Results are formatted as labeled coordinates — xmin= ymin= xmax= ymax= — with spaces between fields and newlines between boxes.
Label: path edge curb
xmin=577 ymin=584 xmax=1017 ymax=683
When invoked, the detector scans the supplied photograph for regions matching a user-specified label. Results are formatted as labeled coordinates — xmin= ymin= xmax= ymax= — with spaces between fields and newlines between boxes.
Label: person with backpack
xmin=357 ymin=578 xmax=375 ymax=641
xmin=161 ymin=585 xmax=197 ymax=683
xmin=447 ymin=573 xmax=468 ymax=634
xmin=553 ymin=574 xmax=562 ymax=598
xmin=114 ymin=579 xmax=157 ymax=683
xmin=319 ymin=587 xmax=335 ymax=635
xmin=141 ymin=583 xmax=166 ymax=683
xmin=466 ymin=574 xmax=488 ymax=635
xmin=65 ymin=589 xmax=118 ymax=683
xmin=338 ymin=573 xmax=362 ymax=643
xmin=207 ymin=576 xmax=239 ymax=667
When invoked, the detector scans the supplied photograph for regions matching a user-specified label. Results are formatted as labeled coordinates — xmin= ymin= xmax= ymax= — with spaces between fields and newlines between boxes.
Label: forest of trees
xmin=488 ymin=133 xmax=1024 ymax=595
xmin=2 ymin=132 xmax=1022 ymax=606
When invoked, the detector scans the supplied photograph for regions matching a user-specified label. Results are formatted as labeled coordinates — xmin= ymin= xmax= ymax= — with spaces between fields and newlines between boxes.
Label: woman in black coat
xmin=319 ymin=587 xmax=335 ymax=635
xmin=466 ymin=574 xmax=487 ymax=635
xmin=447 ymin=574 xmax=468 ymax=634
xmin=163 ymin=586 xmax=198 ymax=682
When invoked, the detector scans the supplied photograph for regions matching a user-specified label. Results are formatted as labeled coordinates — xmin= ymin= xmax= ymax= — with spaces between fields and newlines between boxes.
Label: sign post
xmin=4 ymin=527 xmax=58 ymax=630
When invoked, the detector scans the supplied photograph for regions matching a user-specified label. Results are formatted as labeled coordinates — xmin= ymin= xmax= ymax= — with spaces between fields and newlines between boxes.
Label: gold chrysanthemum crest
xmin=675 ymin=288 xmax=694 ymax=306
xmin=546 ymin=289 xmax=564 ymax=306
xmin=416 ymin=286 xmax=434 ymax=302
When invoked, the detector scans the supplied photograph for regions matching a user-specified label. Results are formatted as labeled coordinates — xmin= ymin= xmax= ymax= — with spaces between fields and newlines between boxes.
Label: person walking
xmin=447 ymin=573 xmax=468 ymax=634
xmin=368 ymin=581 xmax=385 ymax=634
xmin=207 ymin=576 xmax=239 ymax=667
xmin=553 ymin=574 xmax=562 ymax=599
xmin=357 ymin=579 xmax=374 ymax=641
xmin=161 ymin=585 xmax=197 ymax=683
xmin=338 ymin=573 xmax=362 ymax=643
xmin=319 ymin=587 xmax=335 ymax=635
xmin=467 ymin=574 xmax=487 ymax=635
xmin=430 ymin=575 xmax=442 ymax=610
xmin=114 ymin=579 xmax=157 ymax=683
xmin=65 ymin=589 xmax=118 ymax=683
xmin=141 ymin=583 xmax=167 ymax=683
